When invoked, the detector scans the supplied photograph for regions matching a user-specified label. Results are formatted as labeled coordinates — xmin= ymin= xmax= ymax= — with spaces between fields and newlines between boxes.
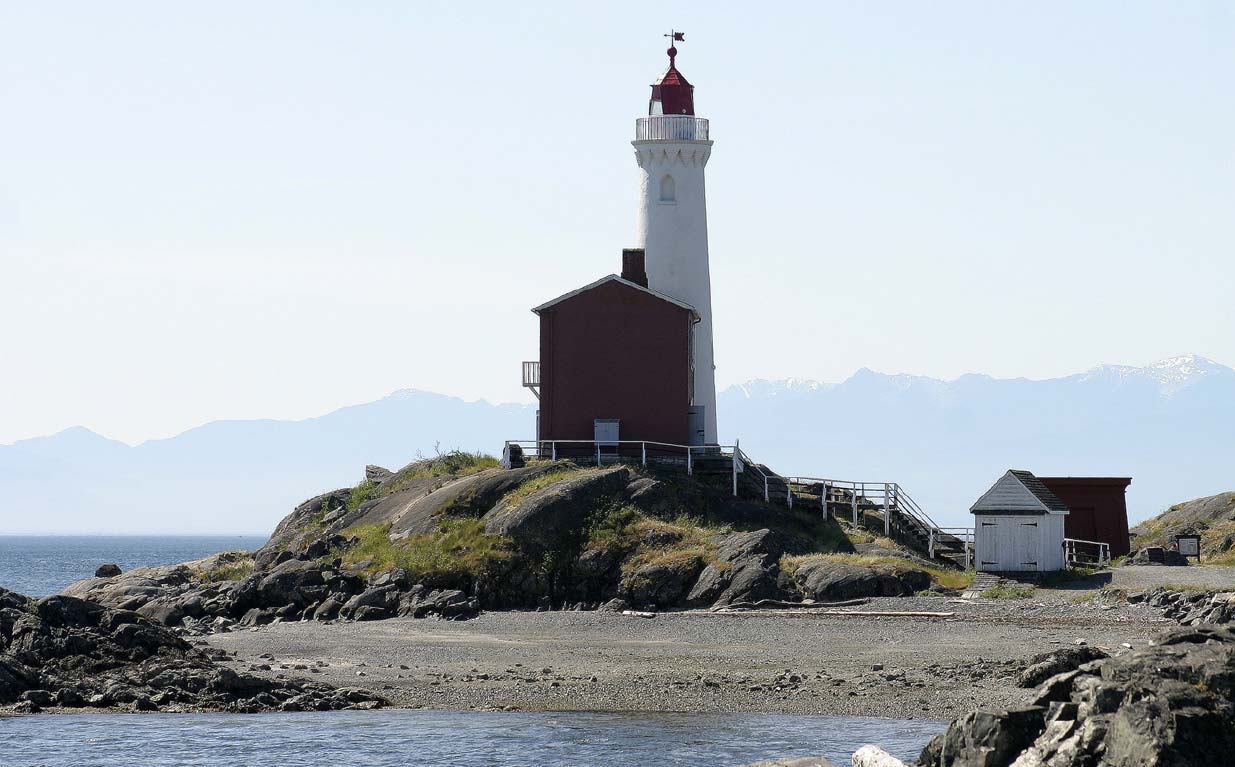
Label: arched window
xmin=659 ymin=174 xmax=676 ymax=202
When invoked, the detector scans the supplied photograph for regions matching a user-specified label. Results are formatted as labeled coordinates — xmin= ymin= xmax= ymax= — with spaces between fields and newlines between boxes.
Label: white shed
xmin=971 ymin=470 xmax=1070 ymax=572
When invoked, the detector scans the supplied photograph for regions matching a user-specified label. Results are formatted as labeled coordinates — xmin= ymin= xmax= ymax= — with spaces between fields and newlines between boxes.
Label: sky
xmin=1 ymin=2 xmax=1232 ymax=446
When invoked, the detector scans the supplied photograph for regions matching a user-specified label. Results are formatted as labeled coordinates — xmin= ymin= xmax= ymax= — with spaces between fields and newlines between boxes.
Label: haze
xmin=1 ymin=2 xmax=1232 ymax=446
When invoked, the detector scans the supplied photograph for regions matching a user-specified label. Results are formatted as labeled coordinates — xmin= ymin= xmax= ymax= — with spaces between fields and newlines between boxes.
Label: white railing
xmin=501 ymin=438 xmax=972 ymax=567
xmin=1064 ymin=538 xmax=1111 ymax=568
xmin=521 ymin=361 xmax=540 ymax=387
xmin=635 ymin=116 xmax=710 ymax=141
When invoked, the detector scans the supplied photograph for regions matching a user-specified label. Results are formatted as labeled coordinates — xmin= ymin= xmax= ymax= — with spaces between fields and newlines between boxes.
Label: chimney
xmin=621 ymin=248 xmax=648 ymax=288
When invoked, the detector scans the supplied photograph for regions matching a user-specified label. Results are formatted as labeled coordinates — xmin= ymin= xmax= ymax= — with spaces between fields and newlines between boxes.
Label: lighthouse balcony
xmin=635 ymin=116 xmax=709 ymax=142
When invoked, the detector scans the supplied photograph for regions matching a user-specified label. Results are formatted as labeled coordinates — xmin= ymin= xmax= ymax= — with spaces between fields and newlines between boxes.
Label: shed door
xmin=1018 ymin=520 xmax=1040 ymax=571
xmin=976 ymin=519 xmax=1001 ymax=572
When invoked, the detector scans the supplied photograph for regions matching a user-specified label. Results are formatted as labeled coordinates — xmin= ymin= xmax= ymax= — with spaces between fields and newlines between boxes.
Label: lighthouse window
xmin=659 ymin=175 xmax=676 ymax=202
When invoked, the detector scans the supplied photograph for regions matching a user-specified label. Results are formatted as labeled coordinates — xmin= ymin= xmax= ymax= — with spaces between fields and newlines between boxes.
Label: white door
xmin=1017 ymin=520 xmax=1040 ymax=571
xmin=976 ymin=519 xmax=1001 ymax=572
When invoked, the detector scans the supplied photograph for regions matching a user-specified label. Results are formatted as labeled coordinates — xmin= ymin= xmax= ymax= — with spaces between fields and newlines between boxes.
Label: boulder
xmin=484 ymin=467 xmax=631 ymax=556
xmin=919 ymin=625 xmax=1235 ymax=766
xmin=1124 ymin=546 xmax=1190 ymax=566
xmin=0 ymin=586 xmax=384 ymax=713
xmin=365 ymin=465 xmax=394 ymax=483
xmin=792 ymin=559 xmax=926 ymax=601
xmin=687 ymin=529 xmax=786 ymax=607
xmin=94 ymin=564 xmax=122 ymax=578
xmin=1017 ymin=646 xmax=1109 ymax=688
xmin=623 ymin=555 xmax=706 ymax=608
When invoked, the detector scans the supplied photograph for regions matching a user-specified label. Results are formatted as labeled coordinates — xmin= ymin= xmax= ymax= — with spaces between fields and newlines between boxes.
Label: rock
xmin=625 ymin=477 xmax=677 ymax=517
xmin=623 ymin=556 xmax=706 ymax=608
xmin=0 ymin=586 xmax=385 ymax=713
xmin=687 ymin=529 xmax=786 ymax=608
xmin=1017 ymin=646 xmax=1109 ymax=687
xmin=94 ymin=563 xmax=122 ymax=578
xmin=918 ymin=707 xmax=1046 ymax=767
xmin=404 ymin=589 xmax=479 ymax=620
xmin=792 ymin=559 xmax=926 ymax=601
xmin=365 ymin=465 xmax=394 ymax=483
xmin=483 ymin=467 xmax=631 ymax=556
xmin=1123 ymin=546 xmax=1190 ymax=566
xmin=599 ymin=597 xmax=630 ymax=613
xmin=352 ymin=606 xmax=392 ymax=621
xmin=851 ymin=745 xmax=907 ymax=767
xmin=919 ymin=625 xmax=1235 ymax=766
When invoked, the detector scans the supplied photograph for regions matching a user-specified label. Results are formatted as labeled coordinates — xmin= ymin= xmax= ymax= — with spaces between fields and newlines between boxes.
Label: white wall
xmin=975 ymin=513 xmax=1066 ymax=572
xmin=633 ymin=140 xmax=717 ymax=443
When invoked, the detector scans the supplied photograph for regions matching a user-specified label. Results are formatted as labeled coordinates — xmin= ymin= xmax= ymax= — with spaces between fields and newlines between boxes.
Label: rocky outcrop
xmin=94 ymin=563 xmax=121 ymax=578
xmin=484 ymin=467 xmax=631 ymax=555
xmin=687 ymin=529 xmax=784 ymax=607
xmin=918 ymin=626 xmax=1235 ymax=767
xmin=1137 ymin=587 xmax=1235 ymax=626
xmin=1016 ymin=646 xmax=1108 ymax=688
xmin=1123 ymin=546 xmax=1190 ymax=566
xmin=790 ymin=559 xmax=930 ymax=601
xmin=1129 ymin=491 xmax=1235 ymax=558
xmin=0 ymin=587 xmax=383 ymax=714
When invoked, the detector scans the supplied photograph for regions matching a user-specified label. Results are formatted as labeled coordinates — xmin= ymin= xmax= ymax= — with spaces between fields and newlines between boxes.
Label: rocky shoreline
xmin=0 ymin=586 xmax=383 ymax=714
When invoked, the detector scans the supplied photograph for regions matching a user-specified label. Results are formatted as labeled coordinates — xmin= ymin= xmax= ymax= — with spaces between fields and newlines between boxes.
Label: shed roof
xmin=970 ymin=469 xmax=1071 ymax=515
xmin=531 ymin=274 xmax=700 ymax=320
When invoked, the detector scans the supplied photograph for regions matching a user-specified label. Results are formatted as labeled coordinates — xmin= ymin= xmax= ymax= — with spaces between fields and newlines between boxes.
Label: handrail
xmin=502 ymin=438 xmax=966 ymax=565
xmin=1064 ymin=537 xmax=1111 ymax=567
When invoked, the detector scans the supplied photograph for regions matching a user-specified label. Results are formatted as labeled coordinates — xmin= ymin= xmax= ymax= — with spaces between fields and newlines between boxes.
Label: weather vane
xmin=664 ymin=29 xmax=685 ymax=45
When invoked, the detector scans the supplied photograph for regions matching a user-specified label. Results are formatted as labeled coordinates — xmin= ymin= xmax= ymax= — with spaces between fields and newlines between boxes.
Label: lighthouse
xmin=633 ymin=33 xmax=718 ymax=445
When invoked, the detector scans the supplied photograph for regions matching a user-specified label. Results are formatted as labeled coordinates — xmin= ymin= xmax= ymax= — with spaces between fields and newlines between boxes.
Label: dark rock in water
xmin=792 ymin=559 xmax=927 ymax=601
xmin=1017 ymin=645 xmax=1109 ymax=688
xmin=687 ymin=529 xmax=786 ymax=607
xmin=95 ymin=563 xmax=122 ymax=578
xmin=919 ymin=625 xmax=1235 ymax=766
xmin=0 ymin=586 xmax=383 ymax=714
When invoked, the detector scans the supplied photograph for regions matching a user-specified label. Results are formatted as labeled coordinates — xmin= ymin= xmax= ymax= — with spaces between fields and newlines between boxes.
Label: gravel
xmin=205 ymin=591 xmax=1173 ymax=720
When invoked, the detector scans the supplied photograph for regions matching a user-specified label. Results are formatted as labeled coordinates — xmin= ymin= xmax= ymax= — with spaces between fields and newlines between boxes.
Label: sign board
xmin=1176 ymin=535 xmax=1201 ymax=559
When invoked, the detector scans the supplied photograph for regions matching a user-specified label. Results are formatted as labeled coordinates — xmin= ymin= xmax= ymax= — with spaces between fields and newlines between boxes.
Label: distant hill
xmin=2 ymin=355 xmax=1232 ymax=534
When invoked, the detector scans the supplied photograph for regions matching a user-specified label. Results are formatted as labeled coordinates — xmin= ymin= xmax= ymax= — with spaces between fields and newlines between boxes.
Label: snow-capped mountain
xmin=1 ymin=356 xmax=1231 ymax=534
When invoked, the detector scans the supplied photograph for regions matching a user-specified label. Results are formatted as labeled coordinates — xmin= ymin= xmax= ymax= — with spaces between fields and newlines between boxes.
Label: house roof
xmin=531 ymin=274 xmax=700 ymax=320
xmin=970 ymin=469 xmax=1071 ymax=515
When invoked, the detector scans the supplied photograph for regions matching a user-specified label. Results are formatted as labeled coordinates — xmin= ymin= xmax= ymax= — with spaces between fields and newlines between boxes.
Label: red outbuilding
xmin=525 ymin=249 xmax=702 ymax=452
xmin=1038 ymin=477 xmax=1133 ymax=557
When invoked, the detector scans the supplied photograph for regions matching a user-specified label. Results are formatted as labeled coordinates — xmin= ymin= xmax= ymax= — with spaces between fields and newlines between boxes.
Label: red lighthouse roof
xmin=649 ymin=31 xmax=695 ymax=116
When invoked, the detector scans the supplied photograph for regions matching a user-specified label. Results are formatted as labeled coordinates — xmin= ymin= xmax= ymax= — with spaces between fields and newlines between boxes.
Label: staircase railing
xmin=502 ymin=438 xmax=971 ymax=565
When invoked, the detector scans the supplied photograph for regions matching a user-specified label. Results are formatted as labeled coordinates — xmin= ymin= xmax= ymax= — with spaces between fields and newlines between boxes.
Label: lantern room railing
xmin=635 ymin=116 xmax=710 ymax=141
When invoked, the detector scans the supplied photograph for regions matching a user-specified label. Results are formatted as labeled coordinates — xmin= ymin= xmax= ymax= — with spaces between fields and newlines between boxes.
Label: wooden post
xmin=731 ymin=449 xmax=737 ymax=497
xmin=596 ymin=443 xmax=601 ymax=467
xmin=551 ymin=441 xmax=556 ymax=461
xmin=641 ymin=442 xmax=646 ymax=467
xmin=787 ymin=482 xmax=793 ymax=509
xmin=852 ymin=488 xmax=858 ymax=525
xmin=928 ymin=530 xmax=935 ymax=559
xmin=883 ymin=483 xmax=891 ymax=536
xmin=764 ymin=476 xmax=769 ymax=502
xmin=686 ymin=448 xmax=692 ymax=475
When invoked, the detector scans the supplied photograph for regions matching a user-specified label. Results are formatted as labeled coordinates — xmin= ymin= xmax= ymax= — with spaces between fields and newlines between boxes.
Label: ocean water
xmin=0 ymin=535 xmax=267 ymax=597
xmin=0 ymin=710 xmax=942 ymax=766
xmin=0 ymin=537 xmax=944 ymax=765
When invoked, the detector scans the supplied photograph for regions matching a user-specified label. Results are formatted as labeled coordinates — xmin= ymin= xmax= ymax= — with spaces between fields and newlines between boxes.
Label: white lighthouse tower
xmin=633 ymin=33 xmax=718 ymax=445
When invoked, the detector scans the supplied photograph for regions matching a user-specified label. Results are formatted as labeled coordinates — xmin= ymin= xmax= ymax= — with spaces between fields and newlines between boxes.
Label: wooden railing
xmin=1064 ymin=538 xmax=1111 ymax=568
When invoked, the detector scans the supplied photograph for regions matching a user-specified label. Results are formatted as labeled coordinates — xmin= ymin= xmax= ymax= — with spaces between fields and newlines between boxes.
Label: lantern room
xmin=649 ymin=38 xmax=695 ymax=116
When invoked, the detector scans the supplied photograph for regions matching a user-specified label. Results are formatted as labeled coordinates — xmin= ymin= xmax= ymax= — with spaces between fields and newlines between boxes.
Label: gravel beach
xmin=204 ymin=568 xmax=1198 ymax=720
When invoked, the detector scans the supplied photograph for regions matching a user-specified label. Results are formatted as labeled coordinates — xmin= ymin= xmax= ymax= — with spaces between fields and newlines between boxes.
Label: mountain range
xmin=2 ymin=355 xmax=1231 ymax=534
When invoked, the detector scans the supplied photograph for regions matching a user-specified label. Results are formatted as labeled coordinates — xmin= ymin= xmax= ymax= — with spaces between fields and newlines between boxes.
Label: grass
xmin=980 ymin=583 xmax=1036 ymax=599
xmin=339 ymin=519 xmax=514 ymax=580
xmin=779 ymin=552 xmax=975 ymax=591
xmin=347 ymin=480 xmax=380 ymax=512
xmin=197 ymin=557 xmax=255 ymax=583
xmin=378 ymin=451 xmax=502 ymax=496
xmin=498 ymin=466 xmax=595 ymax=509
